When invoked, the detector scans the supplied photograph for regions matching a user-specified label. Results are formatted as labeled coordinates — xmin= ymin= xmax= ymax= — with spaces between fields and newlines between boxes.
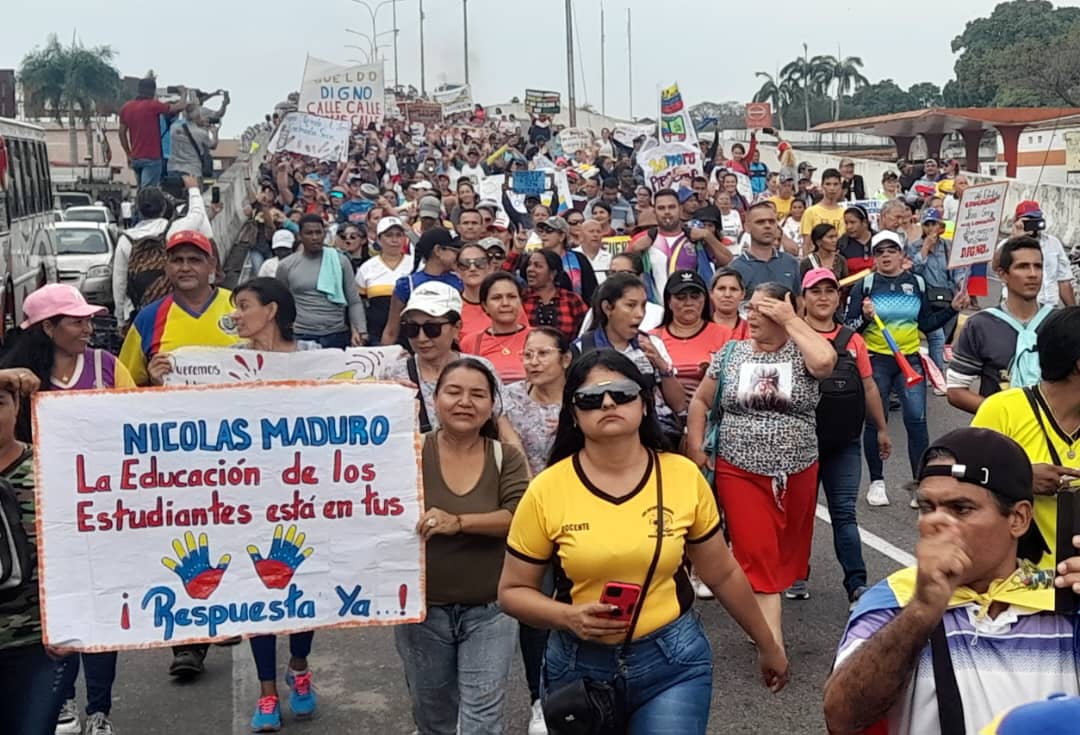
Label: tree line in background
xmin=748 ymin=0 xmax=1080 ymax=130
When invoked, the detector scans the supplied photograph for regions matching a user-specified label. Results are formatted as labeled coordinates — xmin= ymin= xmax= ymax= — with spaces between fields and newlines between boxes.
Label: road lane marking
xmin=232 ymin=639 xmax=258 ymax=735
xmin=816 ymin=504 xmax=916 ymax=567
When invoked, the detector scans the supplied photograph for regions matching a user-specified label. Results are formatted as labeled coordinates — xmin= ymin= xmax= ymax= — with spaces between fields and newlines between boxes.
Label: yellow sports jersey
xmin=119 ymin=288 xmax=240 ymax=386
xmin=767 ymin=195 xmax=793 ymax=221
xmin=972 ymin=387 xmax=1078 ymax=566
xmin=507 ymin=451 xmax=721 ymax=640
xmin=800 ymin=202 xmax=846 ymax=237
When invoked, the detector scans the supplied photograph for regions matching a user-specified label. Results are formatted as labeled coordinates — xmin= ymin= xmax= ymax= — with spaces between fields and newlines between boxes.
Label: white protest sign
xmin=637 ymin=142 xmax=704 ymax=191
xmin=163 ymin=346 xmax=405 ymax=386
xmin=298 ymin=56 xmax=385 ymax=129
xmin=557 ymin=128 xmax=594 ymax=156
xmin=612 ymin=123 xmax=654 ymax=149
xmin=268 ymin=112 xmax=352 ymax=162
xmin=948 ymin=181 xmax=1009 ymax=270
xmin=35 ymin=381 xmax=424 ymax=650
xmin=478 ymin=175 xmax=506 ymax=212
xmin=433 ymin=86 xmax=472 ymax=116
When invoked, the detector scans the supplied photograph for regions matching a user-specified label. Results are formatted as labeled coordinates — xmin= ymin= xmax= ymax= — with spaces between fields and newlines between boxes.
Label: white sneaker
xmin=691 ymin=572 xmax=714 ymax=600
xmin=56 ymin=699 xmax=80 ymax=735
xmin=528 ymin=699 xmax=548 ymax=735
xmin=84 ymin=712 xmax=114 ymax=735
xmin=867 ymin=480 xmax=890 ymax=507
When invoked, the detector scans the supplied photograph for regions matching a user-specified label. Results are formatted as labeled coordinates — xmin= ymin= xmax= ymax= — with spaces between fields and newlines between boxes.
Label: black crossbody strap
xmin=622 ymin=451 xmax=664 ymax=652
xmin=181 ymin=123 xmax=206 ymax=158
xmin=1023 ymin=387 xmax=1063 ymax=466
xmin=930 ymin=620 xmax=965 ymax=734
xmin=406 ymin=358 xmax=432 ymax=433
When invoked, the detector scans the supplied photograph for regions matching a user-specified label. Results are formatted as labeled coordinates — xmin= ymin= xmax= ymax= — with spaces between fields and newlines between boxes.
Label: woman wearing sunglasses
xmin=463 ymin=272 xmax=530 ymax=383
xmin=338 ymin=223 xmax=369 ymax=274
xmin=387 ymin=281 xmax=520 ymax=445
xmin=499 ymin=350 xmax=788 ymax=734
xmin=457 ymin=243 xmax=494 ymax=340
xmin=397 ymin=357 xmax=530 ymax=735
xmin=686 ymin=282 xmax=836 ymax=652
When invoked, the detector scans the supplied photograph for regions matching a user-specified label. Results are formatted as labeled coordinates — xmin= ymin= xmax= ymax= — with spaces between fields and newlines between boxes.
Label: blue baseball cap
xmin=922 ymin=207 xmax=944 ymax=224
xmin=982 ymin=694 xmax=1080 ymax=734
xmin=677 ymin=187 xmax=696 ymax=204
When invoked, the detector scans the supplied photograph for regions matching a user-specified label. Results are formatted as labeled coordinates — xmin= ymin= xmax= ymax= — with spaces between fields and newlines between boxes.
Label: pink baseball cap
xmin=21 ymin=284 xmax=105 ymax=328
xmin=801 ymin=267 xmax=839 ymax=290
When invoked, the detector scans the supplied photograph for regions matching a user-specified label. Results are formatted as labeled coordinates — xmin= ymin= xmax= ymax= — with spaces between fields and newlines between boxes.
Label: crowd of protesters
xmin=7 ymin=79 xmax=1080 ymax=735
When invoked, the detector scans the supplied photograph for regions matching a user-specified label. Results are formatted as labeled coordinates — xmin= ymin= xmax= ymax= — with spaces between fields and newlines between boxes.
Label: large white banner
xmin=35 ymin=382 xmax=424 ymax=650
xmin=162 ymin=346 xmax=405 ymax=386
xmin=268 ymin=112 xmax=352 ymax=162
xmin=298 ymin=56 xmax=385 ymax=129
xmin=433 ymin=86 xmax=473 ymax=116
xmin=637 ymin=142 xmax=704 ymax=192
xmin=658 ymin=82 xmax=699 ymax=146
xmin=948 ymin=181 xmax=1009 ymax=270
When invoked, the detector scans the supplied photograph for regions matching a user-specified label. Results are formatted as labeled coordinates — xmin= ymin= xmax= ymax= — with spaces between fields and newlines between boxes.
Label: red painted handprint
xmin=247 ymin=524 xmax=314 ymax=589
xmin=161 ymin=531 xmax=231 ymax=599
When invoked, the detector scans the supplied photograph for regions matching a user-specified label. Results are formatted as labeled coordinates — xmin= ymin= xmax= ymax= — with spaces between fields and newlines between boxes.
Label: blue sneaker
xmin=251 ymin=695 xmax=281 ymax=732
xmin=287 ymin=669 xmax=317 ymax=719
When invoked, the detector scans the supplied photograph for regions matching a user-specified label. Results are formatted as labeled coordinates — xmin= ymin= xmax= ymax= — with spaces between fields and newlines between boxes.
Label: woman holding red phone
xmin=498 ymin=350 xmax=788 ymax=734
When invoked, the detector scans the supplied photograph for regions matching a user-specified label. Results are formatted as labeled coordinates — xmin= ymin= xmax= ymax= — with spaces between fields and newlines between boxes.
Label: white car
xmin=52 ymin=222 xmax=115 ymax=308
xmin=62 ymin=205 xmax=115 ymax=225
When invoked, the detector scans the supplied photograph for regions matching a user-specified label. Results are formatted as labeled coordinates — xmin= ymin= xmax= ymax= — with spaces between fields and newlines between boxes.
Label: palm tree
xmin=19 ymin=34 xmax=121 ymax=165
xmin=780 ymin=43 xmax=824 ymax=130
xmin=831 ymin=55 xmax=868 ymax=120
xmin=752 ymin=72 xmax=786 ymax=130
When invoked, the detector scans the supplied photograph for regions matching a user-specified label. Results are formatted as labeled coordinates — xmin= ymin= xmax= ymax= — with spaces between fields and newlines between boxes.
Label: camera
xmin=1023 ymin=218 xmax=1046 ymax=234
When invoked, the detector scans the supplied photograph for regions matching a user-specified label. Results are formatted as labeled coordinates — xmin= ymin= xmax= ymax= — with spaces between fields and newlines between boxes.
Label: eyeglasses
xmin=572 ymin=379 xmax=641 ymax=411
xmin=522 ymin=347 xmax=559 ymax=362
xmin=458 ymin=257 xmax=489 ymax=271
xmin=401 ymin=321 xmax=451 ymax=339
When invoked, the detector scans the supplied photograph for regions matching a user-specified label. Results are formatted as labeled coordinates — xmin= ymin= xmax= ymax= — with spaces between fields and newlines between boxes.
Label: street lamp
xmin=349 ymin=0 xmax=402 ymax=87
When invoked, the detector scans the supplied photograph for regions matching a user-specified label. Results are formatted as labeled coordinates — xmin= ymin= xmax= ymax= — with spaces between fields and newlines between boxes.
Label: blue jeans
xmin=394 ymin=602 xmax=518 ymax=735
xmin=249 ymin=631 xmax=314 ymax=682
xmin=819 ymin=440 xmax=867 ymax=596
xmin=519 ymin=566 xmax=555 ymax=702
xmin=544 ymin=612 xmax=713 ymax=734
xmin=130 ymin=158 xmax=163 ymax=190
xmin=864 ymin=353 xmax=927 ymax=482
xmin=60 ymin=651 xmax=118 ymax=716
xmin=0 ymin=644 xmax=73 ymax=735
xmin=295 ymin=330 xmax=350 ymax=349
xmin=926 ymin=327 xmax=946 ymax=376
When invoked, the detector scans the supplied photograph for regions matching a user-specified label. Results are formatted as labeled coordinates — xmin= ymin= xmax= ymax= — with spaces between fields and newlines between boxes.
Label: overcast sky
xmin=4 ymin=0 xmax=1078 ymax=136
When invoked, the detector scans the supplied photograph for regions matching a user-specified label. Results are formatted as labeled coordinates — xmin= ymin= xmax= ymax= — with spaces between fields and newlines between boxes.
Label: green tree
xmin=828 ymin=55 xmax=869 ymax=120
xmin=847 ymin=80 xmax=917 ymax=117
xmin=752 ymin=71 xmax=786 ymax=130
xmin=19 ymin=34 xmax=121 ymax=165
xmin=950 ymin=0 xmax=1080 ymax=106
xmin=781 ymin=43 xmax=831 ymax=130
xmin=997 ymin=23 xmax=1080 ymax=105
xmin=907 ymin=82 xmax=943 ymax=108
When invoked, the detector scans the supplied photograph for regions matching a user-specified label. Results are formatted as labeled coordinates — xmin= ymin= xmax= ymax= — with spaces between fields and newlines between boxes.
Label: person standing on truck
xmin=118 ymin=77 xmax=186 ymax=191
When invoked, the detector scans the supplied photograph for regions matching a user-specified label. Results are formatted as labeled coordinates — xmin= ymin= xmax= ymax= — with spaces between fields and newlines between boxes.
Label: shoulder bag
xmin=182 ymin=123 xmax=215 ymax=179
xmin=702 ymin=342 xmax=736 ymax=488
xmin=542 ymin=452 xmax=665 ymax=735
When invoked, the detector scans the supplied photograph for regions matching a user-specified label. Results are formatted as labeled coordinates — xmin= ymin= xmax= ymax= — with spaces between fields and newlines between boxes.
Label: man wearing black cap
xmin=825 ymin=428 xmax=1078 ymax=735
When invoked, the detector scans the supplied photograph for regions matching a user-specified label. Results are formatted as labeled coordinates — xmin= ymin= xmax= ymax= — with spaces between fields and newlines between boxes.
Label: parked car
xmin=63 ymin=205 xmax=115 ymax=225
xmin=52 ymin=222 xmax=115 ymax=308
xmin=55 ymin=191 xmax=94 ymax=210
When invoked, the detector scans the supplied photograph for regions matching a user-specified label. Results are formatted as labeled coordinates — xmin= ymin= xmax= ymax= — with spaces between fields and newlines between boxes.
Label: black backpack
xmin=0 ymin=475 xmax=31 ymax=592
xmin=126 ymin=233 xmax=172 ymax=314
xmin=816 ymin=327 xmax=866 ymax=456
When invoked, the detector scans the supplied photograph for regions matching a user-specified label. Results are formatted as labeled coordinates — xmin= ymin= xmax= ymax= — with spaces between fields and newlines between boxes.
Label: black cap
xmin=416 ymin=227 xmax=461 ymax=253
xmin=694 ymin=205 xmax=722 ymax=225
xmin=917 ymin=428 xmax=1033 ymax=503
xmin=665 ymin=269 xmax=708 ymax=296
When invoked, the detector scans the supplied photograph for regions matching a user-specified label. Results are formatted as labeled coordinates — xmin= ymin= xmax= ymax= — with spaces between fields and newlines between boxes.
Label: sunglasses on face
xmin=458 ymin=257 xmax=489 ymax=270
xmin=572 ymin=379 xmax=642 ymax=411
xmin=402 ymin=321 xmax=450 ymax=339
xmin=874 ymin=246 xmax=901 ymax=255
xmin=567 ymin=218 xmax=584 ymax=226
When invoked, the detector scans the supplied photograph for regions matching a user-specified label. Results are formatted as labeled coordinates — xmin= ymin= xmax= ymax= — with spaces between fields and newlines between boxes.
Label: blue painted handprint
xmin=161 ymin=531 xmax=232 ymax=599
xmin=247 ymin=524 xmax=314 ymax=589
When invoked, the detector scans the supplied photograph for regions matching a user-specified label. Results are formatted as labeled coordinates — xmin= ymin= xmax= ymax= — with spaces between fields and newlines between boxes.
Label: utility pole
xmin=626 ymin=8 xmax=633 ymax=120
xmin=600 ymin=2 xmax=606 ymax=116
xmin=463 ymin=0 xmax=470 ymax=85
xmin=565 ymin=0 xmax=576 ymax=126
xmin=419 ymin=0 xmax=426 ymax=95
xmin=392 ymin=0 xmax=399 ymax=89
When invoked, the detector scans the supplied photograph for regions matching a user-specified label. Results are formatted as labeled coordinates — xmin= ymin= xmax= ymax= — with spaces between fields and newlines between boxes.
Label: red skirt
xmin=714 ymin=458 xmax=817 ymax=594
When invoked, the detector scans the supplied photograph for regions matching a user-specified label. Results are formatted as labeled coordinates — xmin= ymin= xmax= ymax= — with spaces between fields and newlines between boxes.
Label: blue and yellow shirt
xmin=844 ymin=272 xmax=955 ymax=356
xmin=119 ymin=288 xmax=239 ymax=386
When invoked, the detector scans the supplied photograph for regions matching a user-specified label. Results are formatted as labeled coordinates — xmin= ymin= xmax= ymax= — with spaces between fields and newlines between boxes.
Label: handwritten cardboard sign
xmin=268 ymin=112 xmax=352 ymax=162
xmin=404 ymin=102 xmax=444 ymax=127
xmin=433 ymin=86 xmax=472 ymax=116
xmin=298 ymin=56 xmax=385 ymax=129
xmin=948 ymin=181 xmax=1008 ymax=269
xmin=162 ymin=346 xmax=405 ymax=386
xmin=611 ymin=123 xmax=654 ymax=149
xmin=637 ymin=142 xmax=704 ymax=191
xmin=35 ymin=381 xmax=424 ymax=650
xmin=557 ymin=128 xmax=594 ymax=156
xmin=512 ymin=171 xmax=547 ymax=196
xmin=524 ymin=89 xmax=561 ymax=115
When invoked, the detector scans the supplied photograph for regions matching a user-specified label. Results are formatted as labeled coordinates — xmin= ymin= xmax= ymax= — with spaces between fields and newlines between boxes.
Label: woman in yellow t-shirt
xmin=498 ymin=350 xmax=788 ymax=732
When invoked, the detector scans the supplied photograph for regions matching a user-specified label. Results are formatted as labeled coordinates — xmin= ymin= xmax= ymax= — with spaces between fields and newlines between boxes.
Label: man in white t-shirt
xmin=994 ymin=200 xmax=1075 ymax=308
xmin=573 ymin=219 xmax=612 ymax=284
xmin=825 ymin=428 xmax=1080 ymax=735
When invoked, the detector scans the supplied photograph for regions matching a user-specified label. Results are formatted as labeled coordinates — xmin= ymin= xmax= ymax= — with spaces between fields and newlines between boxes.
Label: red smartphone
xmin=600 ymin=582 xmax=642 ymax=622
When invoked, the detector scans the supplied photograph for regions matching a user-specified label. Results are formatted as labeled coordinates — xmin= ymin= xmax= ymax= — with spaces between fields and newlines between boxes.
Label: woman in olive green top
xmin=395 ymin=357 xmax=529 ymax=735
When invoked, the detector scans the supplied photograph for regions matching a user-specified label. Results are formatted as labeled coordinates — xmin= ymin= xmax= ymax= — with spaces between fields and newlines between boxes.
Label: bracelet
xmin=657 ymin=369 xmax=675 ymax=379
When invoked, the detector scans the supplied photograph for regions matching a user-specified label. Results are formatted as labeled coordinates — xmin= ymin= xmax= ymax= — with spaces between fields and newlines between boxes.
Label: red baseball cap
xmin=1015 ymin=200 xmax=1043 ymax=219
xmin=166 ymin=229 xmax=214 ymax=257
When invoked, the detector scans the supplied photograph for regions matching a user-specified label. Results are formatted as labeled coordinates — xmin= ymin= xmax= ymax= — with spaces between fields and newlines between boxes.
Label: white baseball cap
xmin=376 ymin=216 xmax=406 ymax=236
xmin=403 ymin=281 xmax=463 ymax=318
xmin=271 ymin=229 xmax=295 ymax=251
